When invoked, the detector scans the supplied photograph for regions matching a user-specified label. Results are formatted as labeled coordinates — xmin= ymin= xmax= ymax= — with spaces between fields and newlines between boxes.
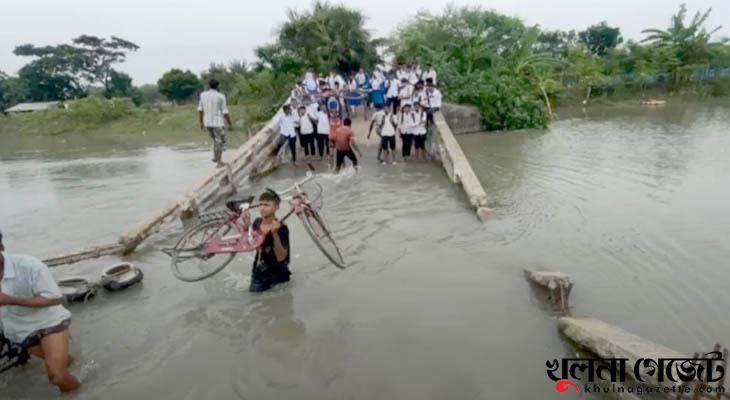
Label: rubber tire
xmin=103 ymin=268 xmax=144 ymax=291
xmin=299 ymin=208 xmax=346 ymax=269
xmin=171 ymin=219 xmax=236 ymax=282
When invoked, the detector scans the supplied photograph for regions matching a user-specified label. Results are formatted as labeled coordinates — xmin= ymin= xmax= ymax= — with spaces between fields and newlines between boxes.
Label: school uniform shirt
xmin=397 ymin=69 xmax=408 ymax=81
xmin=386 ymin=79 xmax=400 ymax=98
xmin=306 ymin=103 xmax=319 ymax=120
xmin=327 ymin=74 xmax=345 ymax=90
xmin=278 ymin=114 xmax=297 ymax=138
xmin=316 ymin=111 xmax=330 ymax=135
xmin=428 ymin=88 xmax=443 ymax=109
xmin=408 ymin=71 xmax=419 ymax=85
xmin=355 ymin=72 xmax=367 ymax=86
xmin=413 ymin=111 xmax=428 ymax=135
xmin=423 ymin=69 xmax=437 ymax=85
xmin=413 ymin=90 xmax=430 ymax=108
xmin=399 ymin=111 xmax=418 ymax=134
xmin=398 ymin=84 xmax=414 ymax=101
xmin=380 ymin=113 xmax=397 ymax=137
xmin=300 ymin=114 xmax=315 ymax=134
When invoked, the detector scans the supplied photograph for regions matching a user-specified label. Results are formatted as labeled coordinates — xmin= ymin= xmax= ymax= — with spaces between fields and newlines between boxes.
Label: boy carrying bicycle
xmin=250 ymin=190 xmax=291 ymax=292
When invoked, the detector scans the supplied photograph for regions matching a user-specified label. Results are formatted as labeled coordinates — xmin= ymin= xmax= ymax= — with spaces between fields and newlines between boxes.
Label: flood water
xmin=1 ymin=102 xmax=728 ymax=399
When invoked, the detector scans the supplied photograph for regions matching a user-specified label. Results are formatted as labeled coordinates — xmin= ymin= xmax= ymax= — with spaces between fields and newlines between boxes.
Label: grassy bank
xmin=0 ymin=101 xmax=267 ymax=156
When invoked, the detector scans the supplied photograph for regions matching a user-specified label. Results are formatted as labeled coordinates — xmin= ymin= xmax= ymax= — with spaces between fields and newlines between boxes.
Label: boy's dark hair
xmin=343 ymin=117 xmax=352 ymax=126
xmin=426 ymin=78 xmax=434 ymax=85
xmin=260 ymin=189 xmax=280 ymax=205
xmin=209 ymin=79 xmax=220 ymax=90
xmin=375 ymin=105 xmax=384 ymax=110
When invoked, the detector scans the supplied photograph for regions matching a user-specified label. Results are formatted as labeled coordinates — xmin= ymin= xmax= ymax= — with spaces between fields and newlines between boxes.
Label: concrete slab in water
xmin=559 ymin=316 xmax=688 ymax=386
xmin=526 ymin=270 xmax=573 ymax=291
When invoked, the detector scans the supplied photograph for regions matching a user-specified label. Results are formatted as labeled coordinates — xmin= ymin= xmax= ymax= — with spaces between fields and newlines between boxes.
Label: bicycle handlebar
xmin=274 ymin=170 xmax=315 ymax=200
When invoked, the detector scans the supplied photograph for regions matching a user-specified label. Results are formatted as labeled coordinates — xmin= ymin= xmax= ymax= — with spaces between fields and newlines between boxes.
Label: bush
xmin=67 ymin=97 xmax=135 ymax=123
xmin=479 ymin=74 xmax=550 ymax=131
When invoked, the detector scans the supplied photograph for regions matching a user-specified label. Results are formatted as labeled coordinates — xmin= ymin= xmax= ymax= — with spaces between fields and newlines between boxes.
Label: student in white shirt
xmin=315 ymin=106 xmax=331 ymax=160
xmin=423 ymin=64 xmax=437 ymax=86
xmin=398 ymin=79 xmax=414 ymax=107
xmin=399 ymin=103 xmax=416 ymax=161
xmin=270 ymin=104 xmax=298 ymax=165
xmin=355 ymin=68 xmax=367 ymax=87
xmin=327 ymin=71 xmax=345 ymax=90
xmin=367 ymin=105 xmax=398 ymax=165
xmin=408 ymin=66 xmax=419 ymax=85
xmin=412 ymin=103 xmax=429 ymax=161
xmin=386 ymin=75 xmax=400 ymax=114
xmin=198 ymin=79 xmax=232 ymax=167
xmin=426 ymin=79 xmax=443 ymax=128
xmin=298 ymin=106 xmax=316 ymax=160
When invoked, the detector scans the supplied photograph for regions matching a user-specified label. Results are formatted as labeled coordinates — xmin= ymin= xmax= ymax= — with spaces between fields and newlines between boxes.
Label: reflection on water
xmin=0 ymin=102 xmax=729 ymax=399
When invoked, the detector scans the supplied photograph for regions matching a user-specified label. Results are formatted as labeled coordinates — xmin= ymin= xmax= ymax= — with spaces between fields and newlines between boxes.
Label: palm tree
xmin=641 ymin=4 xmax=722 ymax=87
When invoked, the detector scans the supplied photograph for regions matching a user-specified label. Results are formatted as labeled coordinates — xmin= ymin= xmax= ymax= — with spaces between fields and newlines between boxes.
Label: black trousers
xmin=316 ymin=134 xmax=330 ymax=157
xmin=387 ymin=97 xmax=400 ymax=114
xmin=272 ymin=136 xmax=297 ymax=162
xmin=335 ymin=149 xmax=358 ymax=171
xmin=401 ymin=134 xmax=414 ymax=157
xmin=301 ymin=134 xmax=316 ymax=156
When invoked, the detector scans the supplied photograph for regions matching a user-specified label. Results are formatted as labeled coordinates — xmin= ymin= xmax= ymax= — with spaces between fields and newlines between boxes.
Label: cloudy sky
xmin=1 ymin=0 xmax=728 ymax=84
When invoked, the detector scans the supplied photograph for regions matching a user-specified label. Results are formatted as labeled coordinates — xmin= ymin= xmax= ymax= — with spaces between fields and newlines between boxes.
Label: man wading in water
xmin=250 ymin=191 xmax=291 ymax=292
xmin=198 ymin=79 xmax=233 ymax=167
xmin=0 ymin=230 xmax=80 ymax=392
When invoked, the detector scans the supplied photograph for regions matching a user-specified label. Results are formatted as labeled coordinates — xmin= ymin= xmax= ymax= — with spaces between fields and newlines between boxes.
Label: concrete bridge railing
xmin=430 ymin=105 xmax=492 ymax=221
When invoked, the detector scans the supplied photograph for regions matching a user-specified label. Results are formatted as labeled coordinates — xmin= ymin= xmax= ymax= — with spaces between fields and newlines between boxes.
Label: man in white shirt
xmin=398 ymin=79 xmax=414 ymax=108
xmin=270 ymin=104 xmax=298 ymax=165
xmin=198 ymin=79 xmax=233 ymax=167
xmin=0 ymin=230 xmax=80 ymax=392
xmin=355 ymin=68 xmax=367 ymax=87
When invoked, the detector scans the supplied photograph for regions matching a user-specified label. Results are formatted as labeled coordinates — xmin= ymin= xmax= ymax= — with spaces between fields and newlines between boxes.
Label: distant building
xmin=4 ymin=101 xmax=65 ymax=114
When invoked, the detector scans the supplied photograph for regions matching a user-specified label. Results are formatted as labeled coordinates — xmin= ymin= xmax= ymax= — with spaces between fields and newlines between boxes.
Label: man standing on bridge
xmin=0 ymin=230 xmax=80 ymax=392
xmin=198 ymin=79 xmax=233 ymax=168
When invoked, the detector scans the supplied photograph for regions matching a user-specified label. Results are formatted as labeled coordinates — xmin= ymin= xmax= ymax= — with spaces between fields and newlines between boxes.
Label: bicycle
xmin=163 ymin=166 xmax=346 ymax=282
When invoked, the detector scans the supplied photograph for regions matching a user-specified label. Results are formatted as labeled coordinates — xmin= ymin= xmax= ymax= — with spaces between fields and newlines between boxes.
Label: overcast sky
xmin=1 ymin=0 xmax=728 ymax=84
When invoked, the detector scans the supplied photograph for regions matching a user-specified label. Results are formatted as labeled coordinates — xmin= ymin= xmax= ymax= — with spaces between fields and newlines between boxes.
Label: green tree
xmin=565 ymin=47 xmax=609 ymax=102
xmin=259 ymin=1 xmax=381 ymax=74
xmin=0 ymin=71 xmax=29 ymax=111
xmin=17 ymin=59 xmax=85 ymax=101
xmin=157 ymin=69 xmax=200 ymax=102
xmin=578 ymin=22 xmax=623 ymax=56
xmin=14 ymin=35 xmax=139 ymax=98
xmin=200 ymin=60 xmax=249 ymax=95
xmin=641 ymin=4 xmax=722 ymax=88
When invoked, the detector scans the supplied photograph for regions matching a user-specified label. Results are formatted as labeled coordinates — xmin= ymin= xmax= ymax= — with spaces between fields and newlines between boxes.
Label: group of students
xmin=275 ymin=63 xmax=443 ymax=169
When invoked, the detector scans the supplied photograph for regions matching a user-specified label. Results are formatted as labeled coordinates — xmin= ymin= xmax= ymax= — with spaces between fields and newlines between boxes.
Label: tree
xmin=71 ymin=35 xmax=139 ymax=96
xmin=641 ymin=4 xmax=722 ymax=88
xmin=200 ymin=61 xmax=250 ymax=95
xmin=157 ymin=69 xmax=200 ymax=102
xmin=13 ymin=35 xmax=139 ymax=98
xmin=578 ymin=22 xmax=623 ymax=56
xmin=17 ymin=59 xmax=85 ymax=101
xmin=259 ymin=1 xmax=381 ymax=74
xmin=0 ymin=71 xmax=29 ymax=111
xmin=565 ymin=47 xmax=609 ymax=102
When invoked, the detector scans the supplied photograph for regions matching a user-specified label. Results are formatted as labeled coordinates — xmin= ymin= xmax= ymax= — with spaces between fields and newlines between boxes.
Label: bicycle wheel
xmin=170 ymin=218 xmax=237 ymax=282
xmin=299 ymin=207 xmax=346 ymax=268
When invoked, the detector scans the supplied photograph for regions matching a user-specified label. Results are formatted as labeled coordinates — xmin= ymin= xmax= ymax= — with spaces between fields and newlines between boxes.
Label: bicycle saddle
xmin=225 ymin=195 xmax=255 ymax=212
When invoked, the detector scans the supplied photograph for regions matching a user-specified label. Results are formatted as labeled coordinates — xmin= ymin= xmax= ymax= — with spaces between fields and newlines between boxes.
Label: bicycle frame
xmin=205 ymin=171 xmax=316 ymax=255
